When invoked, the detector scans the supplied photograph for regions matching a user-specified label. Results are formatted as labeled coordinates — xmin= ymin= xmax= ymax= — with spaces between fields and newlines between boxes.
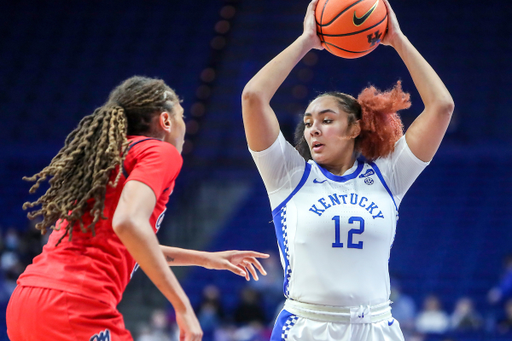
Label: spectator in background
xmin=0 ymin=224 xmax=46 ymax=305
xmin=196 ymin=285 xmax=225 ymax=341
xmin=450 ymin=297 xmax=482 ymax=332
xmin=0 ymin=228 xmax=24 ymax=295
xmin=415 ymin=294 xmax=449 ymax=334
xmin=486 ymin=253 xmax=512 ymax=333
xmin=390 ymin=278 xmax=416 ymax=337
xmin=19 ymin=220 xmax=46 ymax=265
xmin=488 ymin=254 xmax=512 ymax=305
xmin=248 ymin=251 xmax=284 ymax=321
xmin=234 ymin=287 xmax=266 ymax=326
xmin=497 ymin=298 xmax=512 ymax=334
xmin=136 ymin=309 xmax=172 ymax=341
xmin=3 ymin=228 xmax=20 ymax=253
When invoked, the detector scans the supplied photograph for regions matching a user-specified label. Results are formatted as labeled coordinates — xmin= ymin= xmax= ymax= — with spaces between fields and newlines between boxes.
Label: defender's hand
xmin=204 ymin=250 xmax=269 ymax=281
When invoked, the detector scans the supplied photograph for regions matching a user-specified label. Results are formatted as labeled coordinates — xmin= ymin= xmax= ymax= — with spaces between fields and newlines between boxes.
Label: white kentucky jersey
xmin=250 ymin=132 xmax=428 ymax=307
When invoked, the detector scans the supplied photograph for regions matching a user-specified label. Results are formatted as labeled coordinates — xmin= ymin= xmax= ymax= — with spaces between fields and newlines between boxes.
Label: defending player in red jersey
xmin=6 ymin=76 xmax=268 ymax=341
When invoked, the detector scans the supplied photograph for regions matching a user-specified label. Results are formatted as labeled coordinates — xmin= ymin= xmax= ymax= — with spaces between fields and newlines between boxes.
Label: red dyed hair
xmin=357 ymin=81 xmax=410 ymax=161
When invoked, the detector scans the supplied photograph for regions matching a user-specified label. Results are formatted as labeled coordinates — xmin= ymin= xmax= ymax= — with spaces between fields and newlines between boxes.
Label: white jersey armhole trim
xmin=271 ymin=162 xmax=312 ymax=217
xmin=249 ymin=132 xmax=307 ymax=209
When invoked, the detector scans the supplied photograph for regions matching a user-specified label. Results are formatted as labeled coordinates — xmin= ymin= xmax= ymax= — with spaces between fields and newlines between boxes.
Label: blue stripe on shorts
xmin=271 ymin=309 xmax=299 ymax=341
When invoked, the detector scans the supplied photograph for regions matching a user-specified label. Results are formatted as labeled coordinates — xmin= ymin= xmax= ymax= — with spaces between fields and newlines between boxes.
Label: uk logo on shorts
xmin=90 ymin=329 xmax=111 ymax=341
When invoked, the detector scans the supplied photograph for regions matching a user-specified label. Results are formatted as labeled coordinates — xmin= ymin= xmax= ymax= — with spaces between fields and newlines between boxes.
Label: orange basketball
xmin=315 ymin=0 xmax=388 ymax=59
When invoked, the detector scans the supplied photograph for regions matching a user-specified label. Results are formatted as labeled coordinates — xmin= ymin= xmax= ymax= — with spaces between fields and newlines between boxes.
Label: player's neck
xmin=320 ymin=154 xmax=357 ymax=177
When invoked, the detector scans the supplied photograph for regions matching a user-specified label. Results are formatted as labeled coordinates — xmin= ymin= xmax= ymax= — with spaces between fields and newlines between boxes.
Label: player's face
xmin=164 ymin=102 xmax=186 ymax=153
xmin=303 ymin=96 xmax=359 ymax=168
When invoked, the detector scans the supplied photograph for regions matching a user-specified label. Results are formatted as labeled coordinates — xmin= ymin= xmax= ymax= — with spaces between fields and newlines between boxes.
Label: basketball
xmin=315 ymin=0 xmax=388 ymax=59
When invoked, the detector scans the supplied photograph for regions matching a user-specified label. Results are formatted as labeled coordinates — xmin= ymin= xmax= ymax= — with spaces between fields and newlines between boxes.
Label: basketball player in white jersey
xmin=241 ymin=0 xmax=454 ymax=340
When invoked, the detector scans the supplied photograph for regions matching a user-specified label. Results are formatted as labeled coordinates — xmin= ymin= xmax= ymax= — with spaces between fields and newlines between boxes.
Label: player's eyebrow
xmin=304 ymin=109 xmax=338 ymax=117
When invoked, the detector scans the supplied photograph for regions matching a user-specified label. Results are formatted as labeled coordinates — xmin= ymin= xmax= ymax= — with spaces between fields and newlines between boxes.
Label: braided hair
xmin=295 ymin=81 xmax=410 ymax=162
xmin=23 ymin=76 xmax=180 ymax=241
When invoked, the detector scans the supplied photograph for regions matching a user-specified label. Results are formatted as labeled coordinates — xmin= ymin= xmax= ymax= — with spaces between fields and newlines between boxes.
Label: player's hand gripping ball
xmin=315 ymin=0 xmax=388 ymax=59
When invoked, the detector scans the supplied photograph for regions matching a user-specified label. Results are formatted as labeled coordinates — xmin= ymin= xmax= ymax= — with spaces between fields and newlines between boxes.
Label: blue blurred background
xmin=1 ymin=0 xmax=511 ymax=340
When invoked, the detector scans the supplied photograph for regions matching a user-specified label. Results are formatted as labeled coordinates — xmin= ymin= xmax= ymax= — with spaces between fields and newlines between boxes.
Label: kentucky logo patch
xmin=90 ymin=329 xmax=111 ymax=341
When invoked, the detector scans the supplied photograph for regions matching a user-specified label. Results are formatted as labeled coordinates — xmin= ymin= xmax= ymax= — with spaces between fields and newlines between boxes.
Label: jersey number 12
xmin=332 ymin=216 xmax=364 ymax=249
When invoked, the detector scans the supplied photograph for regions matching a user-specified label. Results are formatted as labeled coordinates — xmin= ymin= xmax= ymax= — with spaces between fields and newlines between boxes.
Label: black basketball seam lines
xmin=319 ymin=0 xmax=329 ymax=52
xmin=318 ymin=0 xmax=366 ymax=27
xmin=323 ymin=41 xmax=379 ymax=54
xmin=319 ymin=14 xmax=387 ymax=37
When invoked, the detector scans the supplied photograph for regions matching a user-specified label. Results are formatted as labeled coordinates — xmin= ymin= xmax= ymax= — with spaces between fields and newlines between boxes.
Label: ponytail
xmin=357 ymin=81 xmax=410 ymax=161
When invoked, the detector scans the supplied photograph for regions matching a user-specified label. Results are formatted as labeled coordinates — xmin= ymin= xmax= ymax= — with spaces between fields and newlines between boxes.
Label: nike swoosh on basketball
xmin=313 ymin=179 xmax=327 ymax=184
xmin=353 ymin=0 xmax=379 ymax=27
xmin=388 ymin=319 xmax=395 ymax=326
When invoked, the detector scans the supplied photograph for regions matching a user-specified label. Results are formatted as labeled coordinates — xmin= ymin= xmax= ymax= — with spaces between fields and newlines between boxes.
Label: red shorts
xmin=7 ymin=285 xmax=133 ymax=341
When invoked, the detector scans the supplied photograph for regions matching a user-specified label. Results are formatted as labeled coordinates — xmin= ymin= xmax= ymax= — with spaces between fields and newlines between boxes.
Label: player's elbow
xmin=242 ymin=86 xmax=269 ymax=108
xmin=447 ymin=100 xmax=455 ymax=116
xmin=440 ymin=99 xmax=455 ymax=117
xmin=112 ymin=213 xmax=137 ymax=237
xmin=431 ymin=97 xmax=455 ymax=118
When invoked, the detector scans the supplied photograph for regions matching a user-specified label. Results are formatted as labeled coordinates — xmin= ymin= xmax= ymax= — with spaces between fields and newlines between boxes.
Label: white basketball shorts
xmin=270 ymin=300 xmax=405 ymax=341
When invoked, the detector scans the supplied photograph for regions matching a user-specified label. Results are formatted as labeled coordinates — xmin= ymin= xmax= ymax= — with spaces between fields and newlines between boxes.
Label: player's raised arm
xmin=382 ymin=0 xmax=454 ymax=162
xmin=241 ymin=0 xmax=323 ymax=152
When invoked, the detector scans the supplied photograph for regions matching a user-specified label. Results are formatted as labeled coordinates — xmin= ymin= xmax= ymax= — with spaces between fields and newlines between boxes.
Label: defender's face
xmin=164 ymin=103 xmax=186 ymax=153
xmin=303 ymin=96 xmax=357 ymax=166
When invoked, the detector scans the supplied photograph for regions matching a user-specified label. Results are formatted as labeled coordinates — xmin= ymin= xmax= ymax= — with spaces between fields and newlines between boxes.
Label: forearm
xmin=242 ymin=36 xmax=314 ymax=151
xmin=160 ymin=246 xmax=211 ymax=267
xmin=114 ymin=221 xmax=191 ymax=313
xmin=393 ymin=34 xmax=454 ymax=112
xmin=243 ymin=36 xmax=312 ymax=102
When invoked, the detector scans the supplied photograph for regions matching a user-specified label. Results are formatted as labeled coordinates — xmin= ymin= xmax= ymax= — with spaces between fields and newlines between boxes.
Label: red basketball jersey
xmin=17 ymin=136 xmax=183 ymax=307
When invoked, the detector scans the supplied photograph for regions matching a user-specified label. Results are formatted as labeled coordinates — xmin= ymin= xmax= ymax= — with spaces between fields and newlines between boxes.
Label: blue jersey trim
xmin=122 ymin=137 xmax=160 ymax=178
xmin=315 ymin=160 xmax=364 ymax=182
xmin=271 ymin=163 xmax=310 ymax=299
xmin=272 ymin=162 xmax=311 ymax=216
xmin=368 ymin=161 xmax=398 ymax=214
xmin=274 ymin=208 xmax=290 ymax=297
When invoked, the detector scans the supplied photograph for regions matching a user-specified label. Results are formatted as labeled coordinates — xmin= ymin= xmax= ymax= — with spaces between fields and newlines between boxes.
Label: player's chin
xmin=311 ymin=153 xmax=325 ymax=164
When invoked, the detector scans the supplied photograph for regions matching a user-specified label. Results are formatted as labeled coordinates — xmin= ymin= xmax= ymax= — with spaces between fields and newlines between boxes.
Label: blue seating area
xmin=1 ymin=0 xmax=512 ymax=340
xmin=0 ymin=0 xmax=221 ymax=228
